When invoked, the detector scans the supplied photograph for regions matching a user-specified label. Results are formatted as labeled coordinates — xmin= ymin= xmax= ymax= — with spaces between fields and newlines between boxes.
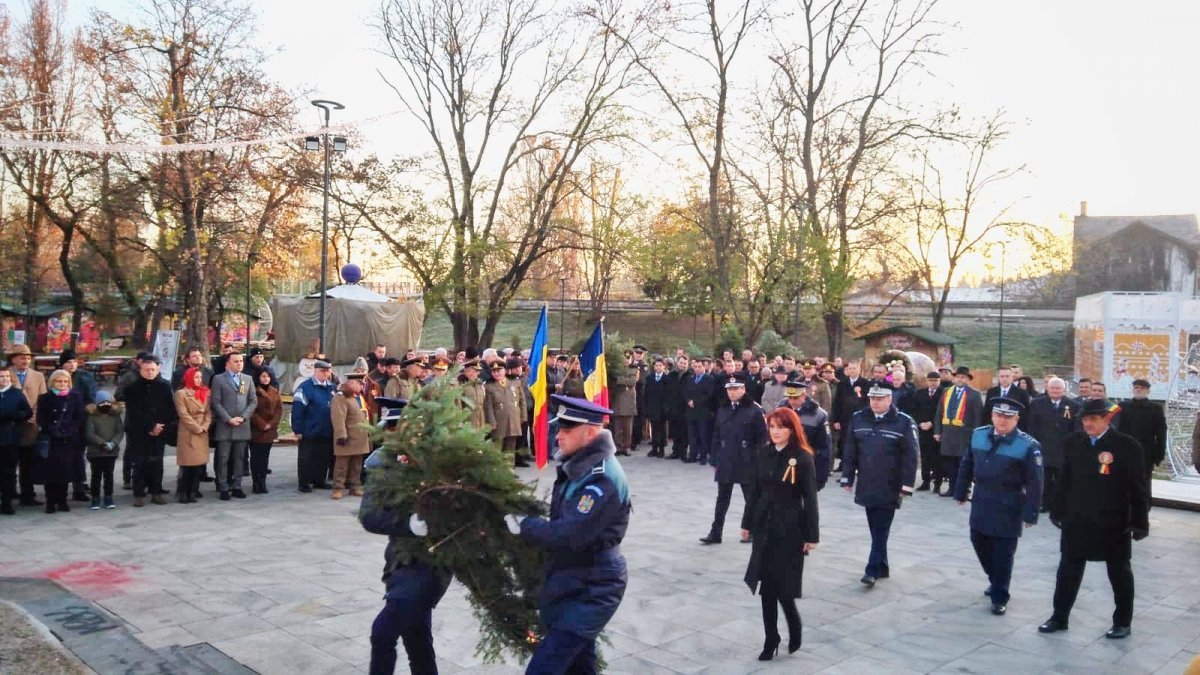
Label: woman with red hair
xmin=741 ymin=407 xmax=820 ymax=661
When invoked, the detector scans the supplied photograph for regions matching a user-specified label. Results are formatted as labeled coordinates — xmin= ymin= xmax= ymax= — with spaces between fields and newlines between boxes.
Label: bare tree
xmin=770 ymin=0 xmax=949 ymax=356
xmin=590 ymin=0 xmax=762 ymax=337
xmin=376 ymin=0 xmax=638 ymax=348
xmin=898 ymin=112 xmax=1025 ymax=331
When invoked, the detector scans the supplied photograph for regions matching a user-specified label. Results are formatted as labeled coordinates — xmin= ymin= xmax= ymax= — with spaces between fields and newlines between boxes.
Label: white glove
xmin=504 ymin=514 xmax=524 ymax=535
xmin=408 ymin=513 xmax=428 ymax=537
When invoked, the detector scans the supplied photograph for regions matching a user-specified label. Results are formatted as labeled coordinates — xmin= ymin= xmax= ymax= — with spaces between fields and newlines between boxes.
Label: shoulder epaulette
xmin=591 ymin=464 xmax=606 ymax=475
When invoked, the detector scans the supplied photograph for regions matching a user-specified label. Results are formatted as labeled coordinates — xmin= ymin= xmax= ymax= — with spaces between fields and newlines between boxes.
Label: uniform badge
xmin=1098 ymin=451 xmax=1113 ymax=475
xmin=577 ymin=494 xmax=595 ymax=514
xmin=1034 ymin=451 xmax=1043 ymax=467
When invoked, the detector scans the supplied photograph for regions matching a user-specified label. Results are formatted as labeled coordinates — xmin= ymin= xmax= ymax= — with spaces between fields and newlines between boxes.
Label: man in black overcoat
xmin=912 ymin=371 xmax=944 ymax=492
xmin=1118 ymin=378 xmax=1167 ymax=504
xmin=641 ymin=357 xmax=671 ymax=458
xmin=1038 ymin=399 xmax=1150 ymax=640
xmin=1026 ymin=377 xmax=1080 ymax=512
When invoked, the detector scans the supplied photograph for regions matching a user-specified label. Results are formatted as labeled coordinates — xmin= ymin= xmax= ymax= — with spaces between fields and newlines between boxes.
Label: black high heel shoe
xmin=788 ymin=632 xmax=802 ymax=654
xmin=758 ymin=638 xmax=780 ymax=661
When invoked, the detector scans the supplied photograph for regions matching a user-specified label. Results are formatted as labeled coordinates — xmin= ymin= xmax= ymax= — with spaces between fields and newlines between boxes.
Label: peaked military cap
xmin=785 ymin=379 xmax=807 ymax=397
xmin=550 ymin=395 xmax=612 ymax=425
xmin=990 ymin=397 xmax=1024 ymax=416
xmin=867 ymin=384 xmax=894 ymax=397
xmin=400 ymin=356 xmax=424 ymax=368
xmin=374 ymin=396 xmax=408 ymax=423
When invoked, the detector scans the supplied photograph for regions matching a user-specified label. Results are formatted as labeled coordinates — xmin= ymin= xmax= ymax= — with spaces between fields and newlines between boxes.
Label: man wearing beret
xmin=1039 ymin=398 xmax=1150 ymax=640
xmin=955 ymin=398 xmax=1043 ymax=616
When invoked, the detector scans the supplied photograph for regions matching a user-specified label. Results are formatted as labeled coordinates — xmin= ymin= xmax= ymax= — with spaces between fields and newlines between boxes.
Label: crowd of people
xmin=2 ymin=337 xmax=1198 ymax=674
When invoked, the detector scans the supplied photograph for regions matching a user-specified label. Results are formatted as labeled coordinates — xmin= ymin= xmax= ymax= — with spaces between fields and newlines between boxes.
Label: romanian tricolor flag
xmin=527 ymin=306 xmax=551 ymax=469
xmin=580 ymin=321 xmax=609 ymax=410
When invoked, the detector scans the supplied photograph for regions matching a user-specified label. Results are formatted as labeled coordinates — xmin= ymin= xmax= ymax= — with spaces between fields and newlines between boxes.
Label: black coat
xmin=36 ymin=391 xmax=86 ymax=483
xmin=832 ymin=377 xmax=868 ymax=430
xmin=712 ymin=400 xmax=767 ymax=484
xmin=984 ymin=386 xmax=1031 ymax=430
xmin=744 ymin=372 xmax=765 ymax=404
xmin=892 ymin=382 xmax=917 ymax=419
xmin=1052 ymin=429 xmax=1149 ymax=561
xmin=0 ymin=387 xmax=33 ymax=447
xmin=664 ymin=371 xmax=688 ymax=420
xmin=682 ymin=373 xmax=716 ymax=421
xmin=742 ymin=443 xmax=819 ymax=599
xmin=641 ymin=371 xmax=671 ymax=421
xmin=122 ymin=376 xmax=179 ymax=455
xmin=913 ymin=384 xmax=943 ymax=449
xmin=1118 ymin=398 xmax=1167 ymax=468
xmin=1026 ymin=396 xmax=1080 ymax=468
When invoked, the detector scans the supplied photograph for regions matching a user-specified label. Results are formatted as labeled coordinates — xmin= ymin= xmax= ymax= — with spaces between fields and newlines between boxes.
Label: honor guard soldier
xmin=1039 ymin=398 xmax=1150 ymax=640
xmin=506 ymin=396 xmax=630 ymax=674
xmin=840 ymin=385 xmax=919 ymax=587
xmin=954 ymin=398 xmax=1043 ymax=616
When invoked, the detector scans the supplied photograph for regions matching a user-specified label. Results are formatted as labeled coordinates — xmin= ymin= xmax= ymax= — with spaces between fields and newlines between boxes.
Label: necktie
xmin=695 ymin=375 xmax=701 ymax=384
xmin=732 ymin=403 xmax=738 ymax=411
xmin=1054 ymin=400 xmax=1060 ymax=410
xmin=929 ymin=388 xmax=937 ymax=397
xmin=656 ymin=374 xmax=661 ymax=382
xmin=16 ymin=371 xmax=25 ymax=387
xmin=1090 ymin=436 xmax=1098 ymax=446
xmin=233 ymin=374 xmax=240 ymax=390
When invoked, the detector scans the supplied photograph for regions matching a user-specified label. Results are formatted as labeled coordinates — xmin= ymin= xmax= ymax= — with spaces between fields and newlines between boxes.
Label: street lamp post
xmin=559 ymin=274 xmax=568 ymax=350
xmin=306 ymin=99 xmax=346 ymax=357
xmin=997 ymin=242 xmax=1006 ymax=372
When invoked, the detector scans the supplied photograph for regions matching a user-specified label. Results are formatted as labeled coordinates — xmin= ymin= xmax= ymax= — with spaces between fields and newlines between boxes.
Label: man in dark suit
xmin=642 ymin=357 xmax=671 ymax=458
xmin=984 ymin=366 xmax=1031 ymax=430
xmin=1027 ymin=377 xmax=1080 ymax=512
xmin=682 ymin=358 xmax=717 ymax=465
xmin=1038 ymin=399 xmax=1149 ymax=640
xmin=1119 ymin=378 xmax=1167 ymax=503
xmin=933 ymin=366 xmax=985 ymax=497
xmin=665 ymin=356 xmax=690 ymax=460
xmin=913 ymin=371 xmax=945 ymax=491
xmin=210 ymin=353 xmax=258 ymax=500
xmin=832 ymin=361 xmax=868 ymax=471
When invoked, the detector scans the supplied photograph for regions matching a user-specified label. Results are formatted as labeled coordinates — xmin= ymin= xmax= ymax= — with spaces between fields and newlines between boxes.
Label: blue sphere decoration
xmin=341 ymin=264 xmax=363 ymax=284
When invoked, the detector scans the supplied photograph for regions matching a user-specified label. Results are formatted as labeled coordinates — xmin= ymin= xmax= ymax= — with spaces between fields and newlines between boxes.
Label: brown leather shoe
xmin=331 ymin=489 xmax=344 ymax=500
xmin=133 ymin=497 xmax=145 ymax=507
xmin=151 ymin=494 xmax=167 ymax=505
xmin=349 ymin=487 xmax=364 ymax=497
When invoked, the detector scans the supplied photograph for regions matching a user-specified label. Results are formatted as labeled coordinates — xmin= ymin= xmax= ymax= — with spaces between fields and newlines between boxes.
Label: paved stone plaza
xmin=1 ymin=445 xmax=1198 ymax=674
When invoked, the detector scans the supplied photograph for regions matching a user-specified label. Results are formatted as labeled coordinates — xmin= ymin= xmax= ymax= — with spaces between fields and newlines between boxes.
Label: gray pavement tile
xmin=815 ymin=653 xmax=924 ymax=674
xmin=181 ymin=611 xmax=276 ymax=643
xmin=215 ymin=628 xmax=348 ymax=675
xmin=1154 ymin=650 xmax=1200 ymax=674
xmin=933 ymin=643 xmax=1059 ymax=674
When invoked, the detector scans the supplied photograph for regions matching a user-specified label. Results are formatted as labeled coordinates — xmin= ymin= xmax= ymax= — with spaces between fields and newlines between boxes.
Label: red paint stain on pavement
xmin=38 ymin=561 xmax=139 ymax=597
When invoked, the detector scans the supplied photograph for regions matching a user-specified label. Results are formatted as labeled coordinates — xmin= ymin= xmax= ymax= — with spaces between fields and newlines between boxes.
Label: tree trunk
xmin=56 ymin=222 xmax=84 ymax=352
xmin=822 ymin=309 xmax=843 ymax=359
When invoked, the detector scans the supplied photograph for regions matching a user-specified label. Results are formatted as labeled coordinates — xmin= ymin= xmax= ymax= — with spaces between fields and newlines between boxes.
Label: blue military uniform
xmin=518 ymin=395 xmax=630 ymax=674
xmin=839 ymin=386 xmax=919 ymax=585
xmin=703 ymin=375 xmax=767 ymax=544
xmin=778 ymin=380 xmax=833 ymax=489
xmin=954 ymin=398 xmax=1043 ymax=613
xmin=359 ymin=449 xmax=452 ymax=675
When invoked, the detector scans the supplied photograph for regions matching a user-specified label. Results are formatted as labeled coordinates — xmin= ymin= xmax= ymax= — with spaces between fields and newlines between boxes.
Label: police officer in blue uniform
xmin=840 ymin=385 xmax=919 ymax=587
xmin=700 ymin=373 xmax=767 ymax=545
xmin=778 ymin=379 xmax=833 ymax=490
xmin=954 ymin=398 xmax=1043 ymax=616
xmin=359 ymin=441 xmax=452 ymax=675
xmin=507 ymin=395 xmax=631 ymax=674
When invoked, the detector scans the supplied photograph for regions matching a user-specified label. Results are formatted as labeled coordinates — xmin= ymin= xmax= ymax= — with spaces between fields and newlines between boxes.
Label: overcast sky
xmin=65 ymin=0 xmax=1200 ymax=232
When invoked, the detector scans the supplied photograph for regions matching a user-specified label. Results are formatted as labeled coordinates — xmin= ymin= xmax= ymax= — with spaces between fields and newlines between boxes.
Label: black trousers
xmin=0 ymin=444 xmax=17 ymax=506
xmin=970 ymin=529 xmax=1018 ymax=605
xmin=122 ymin=447 xmax=134 ymax=484
xmin=298 ymin=437 xmax=331 ymax=488
xmin=648 ymin=417 xmax=668 ymax=450
xmin=89 ymin=457 xmax=116 ymax=498
xmin=668 ymin=418 xmax=688 ymax=457
xmin=18 ymin=444 xmax=39 ymax=500
xmin=760 ymin=589 xmax=801 ymax=643
xmin=1052 ymin=555 xmax=1135 ymax=628
xmin=249 ymin=442 xmax=272 ymax=483
xmin=687 ymin=418 xmax=712 ymax=462
xmin=72 ymin=448 xmax=88 ymax=496
xmin=865 ymin=505 xmax=896 ymax=578
xmin=710 ymin=481 xmax=749 ymax=540
xmin=1042 ymin=466 xmax=1062 ymax=511
xmin=941 ymin=456 xmax=962 ymax=493
xmin=918 ymin=433 xmax=940 ymax=482
xmin=45 ymin=482 xmax=69 ymax=505
xmin=132 ymin=451 xmax=164 ymax=497
xmin=632 ymin=413 xmax=646 ymax=447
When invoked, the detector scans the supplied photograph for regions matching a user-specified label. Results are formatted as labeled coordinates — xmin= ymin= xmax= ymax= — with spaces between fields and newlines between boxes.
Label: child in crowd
xmin=84 ymin=390 xmax=124 ymax=510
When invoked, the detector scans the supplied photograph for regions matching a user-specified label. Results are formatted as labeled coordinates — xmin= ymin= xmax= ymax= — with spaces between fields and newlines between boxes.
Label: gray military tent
xmin=269 ymin=284 xmax=423 ymax=393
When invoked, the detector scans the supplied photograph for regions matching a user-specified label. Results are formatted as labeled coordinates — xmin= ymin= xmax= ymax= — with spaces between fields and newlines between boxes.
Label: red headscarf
xmin=184 ymin=367 xmax=210 ymax=404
